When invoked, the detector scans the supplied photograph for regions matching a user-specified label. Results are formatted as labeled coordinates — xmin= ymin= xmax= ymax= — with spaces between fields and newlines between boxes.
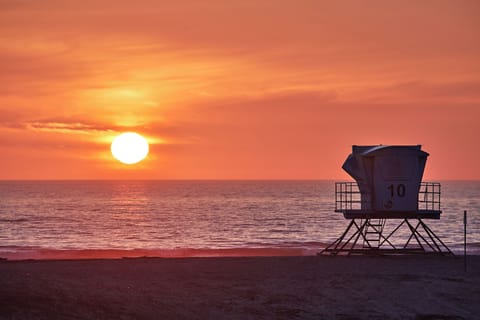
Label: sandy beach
xmin=1 ymin=255 xmax=479 ymax=319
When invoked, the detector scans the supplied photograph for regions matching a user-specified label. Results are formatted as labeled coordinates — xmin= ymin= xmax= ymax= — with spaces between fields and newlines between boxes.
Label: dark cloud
xmin=0 ymin=116 xmax=120 ymax=134
xmin=26 ymin=119 xmax=113 ymax=133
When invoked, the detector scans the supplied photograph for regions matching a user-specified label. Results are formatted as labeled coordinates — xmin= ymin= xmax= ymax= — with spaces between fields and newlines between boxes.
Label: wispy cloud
xmin=25 ymin=119 xmax=114 ymax=134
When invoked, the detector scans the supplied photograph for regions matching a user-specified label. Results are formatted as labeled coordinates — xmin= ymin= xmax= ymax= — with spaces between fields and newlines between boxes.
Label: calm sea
xmin=0 ymin=181 xmax=479 ymax=259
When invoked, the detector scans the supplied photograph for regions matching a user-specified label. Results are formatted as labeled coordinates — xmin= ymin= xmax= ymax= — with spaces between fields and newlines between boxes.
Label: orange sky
xmin=1 ymin=0 xmax=479 ymax=180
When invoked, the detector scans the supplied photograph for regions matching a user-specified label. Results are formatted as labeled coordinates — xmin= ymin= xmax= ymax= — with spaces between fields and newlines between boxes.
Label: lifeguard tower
xmin=321 ymin=145 xmax=453 ymax=255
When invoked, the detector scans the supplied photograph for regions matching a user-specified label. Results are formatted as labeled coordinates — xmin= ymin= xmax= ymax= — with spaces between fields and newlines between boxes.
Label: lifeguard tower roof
xmin=335 ymin=145 xmax=441 ymax=219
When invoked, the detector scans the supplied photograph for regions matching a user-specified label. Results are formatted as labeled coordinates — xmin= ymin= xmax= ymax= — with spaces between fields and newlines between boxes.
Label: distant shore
xmin=1 ymin=255 xmax=479 ymax=319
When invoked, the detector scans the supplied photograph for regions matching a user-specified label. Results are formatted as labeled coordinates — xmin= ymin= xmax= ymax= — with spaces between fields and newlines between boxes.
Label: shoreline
xmin=2 ymin=246 xmax=476 ymax=261
xmin=1 ymin=255 xmax=479 ymax=319
xmin=0 ymin=246 xmax=320 ymax=261
xmin=1 ymin=245 xmax=476 ymax=261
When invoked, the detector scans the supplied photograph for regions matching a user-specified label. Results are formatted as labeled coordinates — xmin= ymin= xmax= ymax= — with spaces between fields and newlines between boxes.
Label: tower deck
xmin=338 ymin=209 xmax=441 ymax=219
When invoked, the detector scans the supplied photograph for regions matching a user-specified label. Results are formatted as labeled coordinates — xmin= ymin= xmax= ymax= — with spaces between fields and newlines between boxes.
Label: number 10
xmin=388 ymin=184 xmax=406 ymax=197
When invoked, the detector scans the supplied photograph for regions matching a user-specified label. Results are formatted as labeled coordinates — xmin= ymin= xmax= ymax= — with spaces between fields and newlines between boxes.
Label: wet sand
xmin=1 ymin=255 xmax=479 ymax=319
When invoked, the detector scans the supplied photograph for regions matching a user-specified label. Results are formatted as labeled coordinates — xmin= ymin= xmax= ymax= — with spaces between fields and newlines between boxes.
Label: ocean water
xmin=0 ymin=180 xmax=478 ymax=259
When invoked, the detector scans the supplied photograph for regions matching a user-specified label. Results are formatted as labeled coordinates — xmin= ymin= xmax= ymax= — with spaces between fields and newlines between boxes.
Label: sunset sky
xmin=1 ymin=0 xmax=479 ymax=180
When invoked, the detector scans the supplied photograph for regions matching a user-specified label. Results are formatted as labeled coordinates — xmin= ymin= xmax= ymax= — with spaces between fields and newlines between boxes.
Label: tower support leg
xmin=319 ymin=218 xmax=454 ymax=256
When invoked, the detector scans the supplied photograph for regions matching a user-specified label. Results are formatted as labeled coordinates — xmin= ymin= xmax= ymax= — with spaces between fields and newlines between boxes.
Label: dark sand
xmin=1 ymin=255 xmax=479 ymax=319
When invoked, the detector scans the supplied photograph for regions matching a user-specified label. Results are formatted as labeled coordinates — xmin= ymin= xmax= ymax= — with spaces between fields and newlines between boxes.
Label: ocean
xmin=0 ymin=180 xmax=479 ymax=259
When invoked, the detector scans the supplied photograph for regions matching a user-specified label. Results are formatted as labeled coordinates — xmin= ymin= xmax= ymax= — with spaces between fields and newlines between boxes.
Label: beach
xmin=1 ymin=255 xmax=479 ymax=319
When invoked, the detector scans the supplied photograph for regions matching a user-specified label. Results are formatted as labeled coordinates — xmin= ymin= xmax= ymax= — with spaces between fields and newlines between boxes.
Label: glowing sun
xmin=111 ymin=132 xmax=149 ymax=164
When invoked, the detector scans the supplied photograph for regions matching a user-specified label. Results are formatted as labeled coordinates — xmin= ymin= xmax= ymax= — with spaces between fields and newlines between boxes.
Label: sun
xmin=111 ymin=132 xmax=149 ymax=165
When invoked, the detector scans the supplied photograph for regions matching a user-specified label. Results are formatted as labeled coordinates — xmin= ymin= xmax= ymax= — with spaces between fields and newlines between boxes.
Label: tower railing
xmin=418 ymin=182 xmax=441 ymax=211
xmin=335 ymin=181 xmax=441 ymax=212
xmin=334 ymin=182 xmax=362 ymax=211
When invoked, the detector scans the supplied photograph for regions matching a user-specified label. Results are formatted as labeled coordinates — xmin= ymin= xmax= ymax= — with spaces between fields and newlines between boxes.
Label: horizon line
xmin=1 ymin=179 xmax=479 ymax=182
